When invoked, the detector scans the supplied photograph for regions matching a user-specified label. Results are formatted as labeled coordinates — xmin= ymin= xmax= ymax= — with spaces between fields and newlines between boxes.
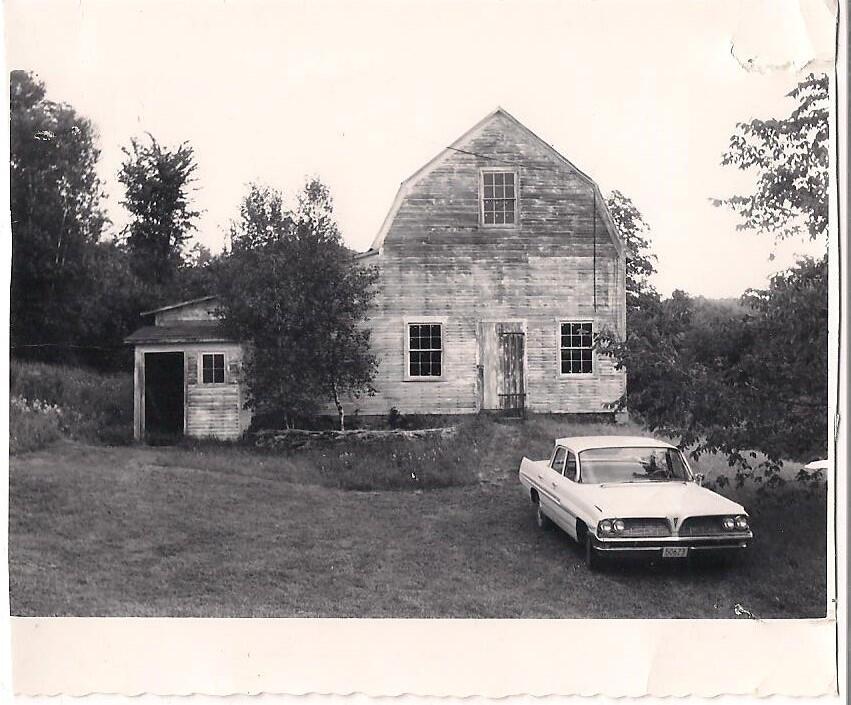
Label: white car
xmin=519 ymin=436 xmax=753 ymax=568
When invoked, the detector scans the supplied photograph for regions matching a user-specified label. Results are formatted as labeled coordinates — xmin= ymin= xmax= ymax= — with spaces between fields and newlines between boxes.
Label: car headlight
xmin=722 ymin=517 xmax=736 ymax=531
xmin=613 ymin=519 xmax=626 ymax=533
xmin=598 ymin=519 xmax=613 ymax=533
xmin=735 ymin=516 xmax=749 ymax=531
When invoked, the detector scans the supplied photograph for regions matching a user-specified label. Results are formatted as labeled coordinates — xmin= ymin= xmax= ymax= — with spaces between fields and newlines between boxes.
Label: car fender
xmin=519 ymin=457 xmax=559 ymax=505
xmin=559 ymin=485 xmax=605 ymax=537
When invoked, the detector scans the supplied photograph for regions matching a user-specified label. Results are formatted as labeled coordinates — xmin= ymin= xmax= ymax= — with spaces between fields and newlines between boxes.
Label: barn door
xmin=480 ymin=321 xmax=525 ymax=414
xmin=498 ymin=325 xmax=526 ymax=417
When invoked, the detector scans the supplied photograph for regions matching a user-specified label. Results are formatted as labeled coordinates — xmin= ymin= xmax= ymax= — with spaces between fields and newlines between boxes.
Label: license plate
xmin=662 ymin=547 xmax=688 ymax=558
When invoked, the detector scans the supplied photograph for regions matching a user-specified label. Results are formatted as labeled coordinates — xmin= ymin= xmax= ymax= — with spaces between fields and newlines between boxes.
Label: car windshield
xmin=579 ymin=446 xmax=691 ymax=484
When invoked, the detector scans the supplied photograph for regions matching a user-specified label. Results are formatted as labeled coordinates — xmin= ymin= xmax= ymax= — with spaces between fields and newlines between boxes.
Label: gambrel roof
xmin=362 ymin=107 xmax=624 ymax=257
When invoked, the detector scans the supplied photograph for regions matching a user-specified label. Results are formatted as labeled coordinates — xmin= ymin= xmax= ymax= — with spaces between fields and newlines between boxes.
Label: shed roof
xmin=140 ymin=295 xmax=219 ymax=316
xmin=124 ymin=322 xmax=233 ymax=345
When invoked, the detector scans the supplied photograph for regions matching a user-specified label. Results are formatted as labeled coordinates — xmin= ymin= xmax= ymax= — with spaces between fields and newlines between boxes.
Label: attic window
xmin=481 ymin=170 xmax=517 ymax=226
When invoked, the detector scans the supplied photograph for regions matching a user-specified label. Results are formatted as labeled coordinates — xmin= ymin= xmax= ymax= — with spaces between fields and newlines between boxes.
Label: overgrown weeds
xmin=9 ymin=396 xmax=65 ymax=454
xmin=153 ymin=414 xmax=649 ymax=492
xmin=10 ymin=359 xmax=133 ymax=452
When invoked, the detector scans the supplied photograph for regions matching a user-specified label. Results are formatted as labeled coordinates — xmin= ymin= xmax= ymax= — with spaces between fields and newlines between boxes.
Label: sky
xmin=5 ymin=0 xmax=834 ymax=297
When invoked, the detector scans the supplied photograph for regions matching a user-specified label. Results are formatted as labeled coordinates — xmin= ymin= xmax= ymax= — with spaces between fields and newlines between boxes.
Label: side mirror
xmin=694 ymin=473 xmax=705 ymax=487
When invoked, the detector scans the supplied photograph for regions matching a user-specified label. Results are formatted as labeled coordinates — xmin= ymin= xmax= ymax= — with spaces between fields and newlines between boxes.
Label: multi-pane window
xmin=481 ymin=171 xmax=517 ymax=225
xmin=408 ymin=323 xmax=442 ymax=377
xmin=202 ymin=353 xmax=225 ymax=384
xmin=560 ymin=322 xmax=593 ymax=374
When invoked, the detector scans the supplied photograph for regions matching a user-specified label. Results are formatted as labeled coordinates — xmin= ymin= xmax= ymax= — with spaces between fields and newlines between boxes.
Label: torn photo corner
xmin=4 ymin=0 xmax=844 ymax=697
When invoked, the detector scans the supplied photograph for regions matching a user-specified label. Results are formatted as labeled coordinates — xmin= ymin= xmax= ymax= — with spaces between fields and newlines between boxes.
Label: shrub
xmin=387 ymin=407 xmax=407 ymax=430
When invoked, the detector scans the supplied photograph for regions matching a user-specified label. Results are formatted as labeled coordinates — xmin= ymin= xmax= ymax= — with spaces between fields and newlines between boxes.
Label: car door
xmin=539 ymin=445 xmax=567 ymax=526
xmin=552 ymin=450 xmax=581 ymax=539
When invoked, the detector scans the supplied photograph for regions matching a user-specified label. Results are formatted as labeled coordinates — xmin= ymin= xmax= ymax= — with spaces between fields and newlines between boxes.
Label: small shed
xmin=124 ymin=295 xmax=251 ymax=441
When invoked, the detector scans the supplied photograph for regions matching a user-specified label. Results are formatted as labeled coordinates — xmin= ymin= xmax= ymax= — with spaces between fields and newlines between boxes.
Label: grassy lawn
xmin=9 ymin=417 xmax=828 ymax=618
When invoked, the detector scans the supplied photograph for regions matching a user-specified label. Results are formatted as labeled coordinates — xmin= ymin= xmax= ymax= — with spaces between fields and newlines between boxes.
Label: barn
xmin=125 ymin=296 xmax=252 ymax=441
xmin=348 ymin=107 xmax=626 ymax=417
xmin=126 ymin=107 xmax=626 ymax=440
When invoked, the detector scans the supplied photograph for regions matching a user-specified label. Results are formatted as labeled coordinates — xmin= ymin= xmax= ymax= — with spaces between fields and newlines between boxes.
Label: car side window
xmin=565 ymin=451 xmax=578 ymax=481
xmin=550 ymin=446 xmax=567 ymax=474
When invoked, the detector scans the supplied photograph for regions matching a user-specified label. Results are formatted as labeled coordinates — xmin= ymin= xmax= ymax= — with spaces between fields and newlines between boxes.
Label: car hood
xmin=587 ymin=482 xmax=746 ymax=520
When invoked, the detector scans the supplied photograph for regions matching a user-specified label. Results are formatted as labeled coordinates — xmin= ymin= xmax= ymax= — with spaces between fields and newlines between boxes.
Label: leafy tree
xmin=714 ymin=73 xmax=828 ymax=242
xmin=707 ymin=72 xmax=830 ymax=480
xmin=606 ymin=190 xmax=658 ymax=308
xmin=601 ymin=186 xmax=827 ymax=487
xmin=664 ymin=258 xmax=827 ymax=486
xmin=217 ymin=180 xmax=379 ymax=430
xmin=73 ymin=241 xmax=148 ymax=368
xmin=598 ymin=191 xmax=665 ymax=412
xmin=118 ymin=134 xmax=200 ymax=285
xmin=732 ymin=257 xmax=828 ymax=463
xmin=603 ymin=262 xmax=827 ymax=488
xmin=10 ymin=70 xmax=108 ymax=356
xmin=228 ymin=183 xmax=290 ymax=252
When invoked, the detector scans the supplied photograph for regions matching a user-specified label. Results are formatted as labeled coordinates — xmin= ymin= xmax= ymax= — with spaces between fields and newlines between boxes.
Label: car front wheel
xmin=585 ymin=533 xmax=600 ymax=570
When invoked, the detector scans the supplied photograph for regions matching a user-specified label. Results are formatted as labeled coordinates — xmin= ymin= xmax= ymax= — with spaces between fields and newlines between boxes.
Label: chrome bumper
xmin=592 ymin=532 xmax=752 ymax=553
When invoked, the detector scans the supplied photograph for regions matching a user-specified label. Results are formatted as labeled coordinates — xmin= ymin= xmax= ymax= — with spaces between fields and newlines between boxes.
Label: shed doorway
xmin=144 ymin=352 xmax=184 ymax=441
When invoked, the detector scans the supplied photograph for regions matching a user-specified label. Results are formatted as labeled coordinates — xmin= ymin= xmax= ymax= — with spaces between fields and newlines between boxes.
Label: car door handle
xmin=538 ymin=474 xmax=543 ymax=480
xmin=551 ymin=482 xmax=558 ymax=489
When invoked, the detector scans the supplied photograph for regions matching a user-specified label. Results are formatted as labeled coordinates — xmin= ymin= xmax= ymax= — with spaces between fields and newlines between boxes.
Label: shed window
xmin=560 ymin=322 xmax=593 ymax=374
xmin=481 ymin=171 xmax=517 ymax=225
xmin=202 ymin=353 xmax=225 ymax=384
xmin=408 ymin=323 xmax=442 ymax=377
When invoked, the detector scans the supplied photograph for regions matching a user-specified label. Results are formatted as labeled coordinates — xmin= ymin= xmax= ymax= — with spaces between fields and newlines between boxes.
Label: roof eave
xmin=124 ymin=336 xmax=234 ymax=345
xmin=140 ymin=295 xmax=219 ymax=317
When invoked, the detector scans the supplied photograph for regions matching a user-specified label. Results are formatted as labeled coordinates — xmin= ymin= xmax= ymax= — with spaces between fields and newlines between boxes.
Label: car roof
xmin=554 ymin=435 xmax=678 ymax=452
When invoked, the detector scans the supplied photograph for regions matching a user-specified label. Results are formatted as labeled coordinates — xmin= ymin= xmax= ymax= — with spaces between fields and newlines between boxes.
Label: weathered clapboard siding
xmin=343 ymin=109 xmax=626 ymax=416
xmin=155 ymin=298 xmax=219 ymax=325
xmin=354 ymin=260 xmax=625 ymax=415
xmin=186 ymin=385 xmax=241 ymax=440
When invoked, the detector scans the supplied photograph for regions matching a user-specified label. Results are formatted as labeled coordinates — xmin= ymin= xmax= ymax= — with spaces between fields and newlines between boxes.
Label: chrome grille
xmin=678 ymin=515 xmax=729 ymax=536
xmin=620 ymin=518 xmax=672 ymax=538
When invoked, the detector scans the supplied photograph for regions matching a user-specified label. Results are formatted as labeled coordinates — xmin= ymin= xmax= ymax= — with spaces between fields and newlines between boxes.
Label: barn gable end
xmin=370 ymin=108 xmax=623 ymax=257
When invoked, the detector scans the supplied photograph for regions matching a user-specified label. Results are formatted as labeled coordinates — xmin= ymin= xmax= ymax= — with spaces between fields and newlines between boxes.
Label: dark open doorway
xmin=144 ymin=352 xmax=184 ymax=442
